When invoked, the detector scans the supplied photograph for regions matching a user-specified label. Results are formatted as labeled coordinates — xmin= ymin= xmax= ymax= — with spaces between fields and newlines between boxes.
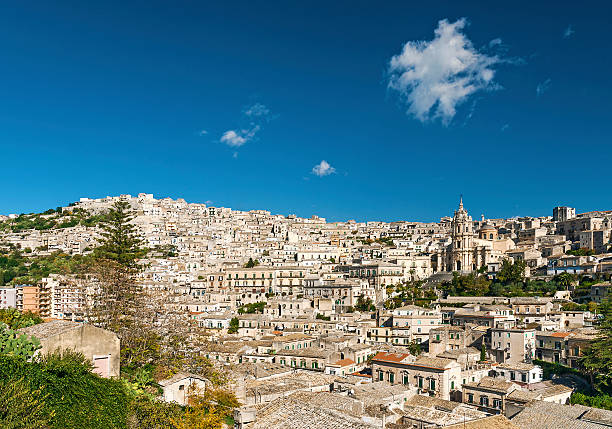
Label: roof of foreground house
xmin=18 ymin=320 xmax=83 ymax=339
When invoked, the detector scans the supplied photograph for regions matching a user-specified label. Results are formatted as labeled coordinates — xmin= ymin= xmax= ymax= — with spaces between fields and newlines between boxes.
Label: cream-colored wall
xmin=38 ymin=325 xmax=120 ymax=378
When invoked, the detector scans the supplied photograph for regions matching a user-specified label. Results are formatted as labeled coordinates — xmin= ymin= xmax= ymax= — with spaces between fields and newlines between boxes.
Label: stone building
xmin=19 ymin=320 xmax=120 ymax=378
xmin=437 ymin=199 xmax=501 ymax=273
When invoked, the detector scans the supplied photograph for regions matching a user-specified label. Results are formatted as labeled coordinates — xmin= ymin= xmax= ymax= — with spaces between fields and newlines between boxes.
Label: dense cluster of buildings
xmin=2 ymin=193 xmax=612 ymax=428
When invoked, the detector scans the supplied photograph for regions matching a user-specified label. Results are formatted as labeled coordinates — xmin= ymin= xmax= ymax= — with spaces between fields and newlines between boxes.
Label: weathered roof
xmin=511 ymin=400 xmax=612 ymax=429
xmin=497 ymin=362 xmax=537 ymax=372
xmin=409 ymin=356 xmax=458 ymax=370
xmin=464 ymin=376 xmax=517 ymax=393
xmin=351 ymin=381 xmax=412 ymax=406
xmin=158 ymin=371 xmax=210 ymax=387
xmin=445 ymin=414 xmax=520 ymax=429
xmin=18 ymin=320 xmax=82 ymax=339
xmin=506 ymin=389 xmax=540 ymax=403
xmin=244 ymin=394 xmax=378 ymax=429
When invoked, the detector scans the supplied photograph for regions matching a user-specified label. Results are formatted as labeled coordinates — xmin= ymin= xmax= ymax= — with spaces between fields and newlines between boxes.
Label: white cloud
xmin=501 ymin=123 xmax=509 ymax=132
xmin=488 ymin=38 xmax=502 ymax=48
xmin=563 ymin=25 xmax=575 ymax=39
xmin=244 ymin=102 xmax=270 ymax=118
xmin=220 ymin=103 xmax=272 ymax=148
xmin=311 ymin=160 xmax=336 ymax=177
xmin=387 ymin=18 xmax=503 ymax=124
xmin=536 ymin=78 xmax=552 ymax=97
xmin=220 ymin=130 xmax=247 ymax=147
xmin=198 ymin=130 xmax=208 ymax=136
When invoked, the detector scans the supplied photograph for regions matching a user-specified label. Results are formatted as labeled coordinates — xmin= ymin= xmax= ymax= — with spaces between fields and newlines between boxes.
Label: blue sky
xmin=1 ymin=1 xmax=610 ymax=222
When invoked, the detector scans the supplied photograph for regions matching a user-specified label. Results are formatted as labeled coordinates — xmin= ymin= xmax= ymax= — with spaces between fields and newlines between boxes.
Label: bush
xmin=533 ymin=359 xmax=581 ymax=379
xmin=571 ymin=391 xmax=612 ymax=410
xmin=0 ymin=377 xmax=50 ymax=429
xmin=0 ymin=351 xmax=129 ymax=429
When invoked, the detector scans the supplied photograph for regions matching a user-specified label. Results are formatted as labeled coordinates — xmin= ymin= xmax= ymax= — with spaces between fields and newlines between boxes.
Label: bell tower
xmin=450 ymin=196 xmax=474 ymax=272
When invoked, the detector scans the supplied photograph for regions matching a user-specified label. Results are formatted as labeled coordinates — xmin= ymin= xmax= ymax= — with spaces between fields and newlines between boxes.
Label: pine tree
xmin=94 ymin=201 xmax=146 ymax=268
xmin=480 ymin=341 xmax=487 ymax=362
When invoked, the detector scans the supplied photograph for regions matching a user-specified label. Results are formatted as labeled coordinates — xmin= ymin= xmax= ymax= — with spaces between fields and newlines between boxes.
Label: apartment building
xmin=0 ymin=287 xmax=16 ymax=309
xmin=391 ymin=305 xmax=443 ymax=344
xmin=493 ymin=362 xmax=543 ymax=387
xmin=452 ymin=305 xmax=515 ymax=329
xmin=535 ymin=331 xmax=570 ymax=364
xmin=489 ymin=328 xmax=536 ymax=364
xmin=371 ymin=352 xmax=461 ymax=400
xmin=462 ymin=376 xmax=519 ymax=414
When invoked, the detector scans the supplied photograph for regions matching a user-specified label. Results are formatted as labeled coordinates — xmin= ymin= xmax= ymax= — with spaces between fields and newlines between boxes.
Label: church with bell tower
xmin=449 ymin=196 xmax=475 ymax=272
xmin=437 ymin=197 xmax=503 ymax=273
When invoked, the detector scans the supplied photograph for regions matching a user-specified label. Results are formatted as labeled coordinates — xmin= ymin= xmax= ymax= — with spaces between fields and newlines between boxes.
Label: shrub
xmin=0 ymin=351 xmax=129 ymax=429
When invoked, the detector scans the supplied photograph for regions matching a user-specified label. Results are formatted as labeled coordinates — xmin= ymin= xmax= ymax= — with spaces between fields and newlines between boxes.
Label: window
xmin=430 ymin=379 xmax=436 ymax=390
xmin=467 ymin=393 xmax=474 ymax=403
xmin=480 ymin=396 xmax=489 ymax=407
xmin=418 ymin=377 xmax=423 ymax=388
xmin=493 ymin=399 xmax=502 ymax=409
xmin=403 ymin=374 xmax=409 ymax=385
xmin=389 ymin=373 xmax=395 ymax=383
xmin=379 ymin=371 xmax=384 ymax=381
xmin=451 ymin=381 xmax=455 ymax=389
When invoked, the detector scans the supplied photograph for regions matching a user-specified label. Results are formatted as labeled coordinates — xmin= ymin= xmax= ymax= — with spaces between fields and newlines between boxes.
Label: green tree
xmin=94 ymin=201 xmax=146 ymax=268
xmin=496 ymin=259 xmax=526 ymax=285
xmin=555 ymin=272 xmax=575 ymax=290
xmin=84 ymin=202 xmax=160 ymax=369
xmin=355 ymin=296 xmax=375 ymax=312
xmin=0 ymin=308 xmax=43 ymax=330
xmin=408 ymin=341 xmax=421 ymax=356
xmin=228 ymin=318 xmax=239 ymax=334
xmin=581 ymin=298 xmax=612 ymax=392
xmin=480 ymin=342 xmax=487 ymax=362
xmin=244 ymin=258 xmax=259 ymax=268
xmin=237 ymin=302 xmax=266 ymax=314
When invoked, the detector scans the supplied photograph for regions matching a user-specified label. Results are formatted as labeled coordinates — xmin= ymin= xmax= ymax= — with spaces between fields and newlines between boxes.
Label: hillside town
xmin=1 ymin=193 xmax=612 ymax=428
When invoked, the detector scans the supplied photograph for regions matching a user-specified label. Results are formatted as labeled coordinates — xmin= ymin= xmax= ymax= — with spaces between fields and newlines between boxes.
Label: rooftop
xmin=511 ymin=400 xmax=612 ymax=429
xmin=243 ymin=394 xmax=378 ymax=429
xmin=18 ymin=320 xmax=83 ymax=339
xmin=464 ymin=376 xmax=517 ymax=393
